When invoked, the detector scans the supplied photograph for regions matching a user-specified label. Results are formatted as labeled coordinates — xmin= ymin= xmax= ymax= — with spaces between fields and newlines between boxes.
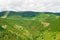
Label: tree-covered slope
xmin=0 ymin=11 xmax=60 ymax=40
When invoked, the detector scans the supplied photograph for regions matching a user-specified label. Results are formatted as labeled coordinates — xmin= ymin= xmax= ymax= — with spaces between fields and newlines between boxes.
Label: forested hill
xmin=0 ymin=11 xmax=60 ymax=40
xmin=0 ymin=11 xmax=60 ymax=17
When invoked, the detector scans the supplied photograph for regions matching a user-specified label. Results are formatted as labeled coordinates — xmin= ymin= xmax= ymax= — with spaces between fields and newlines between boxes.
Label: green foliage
xmin=0 ymin=13 xmax=60 ymax=40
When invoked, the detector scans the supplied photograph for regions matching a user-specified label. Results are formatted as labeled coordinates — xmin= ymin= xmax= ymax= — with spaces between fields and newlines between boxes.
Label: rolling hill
xmin=0 ymin=11 xmax=60 ymax=40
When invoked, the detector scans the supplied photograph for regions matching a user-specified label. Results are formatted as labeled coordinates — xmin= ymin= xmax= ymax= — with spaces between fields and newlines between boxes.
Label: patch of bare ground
xmin=2 ymin=25 xmax=7 ymax=29
xmin=41 ymin=21 xmax=50 ymax=27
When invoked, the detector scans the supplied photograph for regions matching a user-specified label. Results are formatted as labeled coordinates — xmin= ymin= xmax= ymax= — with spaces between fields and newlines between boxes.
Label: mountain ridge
xmin=0 ymin=11 xmax=60 ymax=17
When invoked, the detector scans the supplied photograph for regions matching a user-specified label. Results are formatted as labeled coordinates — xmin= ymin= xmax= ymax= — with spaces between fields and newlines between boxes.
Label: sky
xmin=0 ymin=0 xmax=60 ymax=12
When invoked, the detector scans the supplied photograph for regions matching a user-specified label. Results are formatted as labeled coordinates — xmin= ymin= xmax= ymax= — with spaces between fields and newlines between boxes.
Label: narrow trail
xmin=1 ymin=11 xmax=10 ymax=18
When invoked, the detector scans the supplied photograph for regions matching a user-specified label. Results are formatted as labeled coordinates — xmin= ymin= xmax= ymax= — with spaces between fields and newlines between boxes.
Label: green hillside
xmin=0 ymin=12 xmax=60 ymax=40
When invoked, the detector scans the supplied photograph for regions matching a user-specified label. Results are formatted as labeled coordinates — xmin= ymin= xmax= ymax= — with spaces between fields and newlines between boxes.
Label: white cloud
xmin=0 ymin=0 xmax=60 ymax=12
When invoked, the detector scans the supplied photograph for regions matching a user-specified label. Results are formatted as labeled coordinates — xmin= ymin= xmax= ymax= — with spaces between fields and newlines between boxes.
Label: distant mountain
xmin=0 ymin=11 xmax=60 ymax=18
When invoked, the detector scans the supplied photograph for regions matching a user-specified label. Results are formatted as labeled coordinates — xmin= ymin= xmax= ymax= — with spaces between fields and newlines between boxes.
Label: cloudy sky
xmin=0 ymin=0 xmax=60 ymax=12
